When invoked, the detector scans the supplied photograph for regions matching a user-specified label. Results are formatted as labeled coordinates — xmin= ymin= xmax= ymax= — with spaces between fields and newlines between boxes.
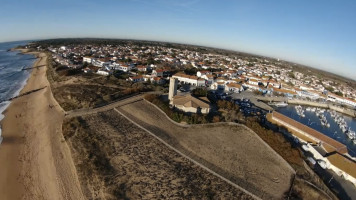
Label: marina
xmin=275 ymin=105 xmax=356 ymax=157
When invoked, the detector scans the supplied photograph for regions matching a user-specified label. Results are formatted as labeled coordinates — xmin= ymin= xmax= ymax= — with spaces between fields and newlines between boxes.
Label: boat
xmin=307 ymin=157 xmax=316 ymax=165
xmin=274 ymin=102 xmax=288 ymax=107
xmin=317 ymin=160 xmax=327 ymax=169
xmin=302 ymin=144 xmax=310 ymax=151
xmin=295 ymin=105 xmax=305 ymax=118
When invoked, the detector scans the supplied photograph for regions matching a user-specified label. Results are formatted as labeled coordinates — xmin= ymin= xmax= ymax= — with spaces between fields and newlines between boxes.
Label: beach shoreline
xmin=0 ymin=49 xmax=84 ymax=199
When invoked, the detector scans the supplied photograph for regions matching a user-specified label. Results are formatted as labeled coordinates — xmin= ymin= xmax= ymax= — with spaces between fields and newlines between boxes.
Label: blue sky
xmin=1 ymin=0 xmax=355 ymax=80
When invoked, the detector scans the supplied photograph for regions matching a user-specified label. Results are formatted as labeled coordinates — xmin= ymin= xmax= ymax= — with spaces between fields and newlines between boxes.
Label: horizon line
xmin=3 ymin=37 xmax=355 ymax=82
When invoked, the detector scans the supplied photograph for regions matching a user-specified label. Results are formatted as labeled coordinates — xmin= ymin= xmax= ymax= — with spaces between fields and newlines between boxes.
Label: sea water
xmin=276 ymin=105 xmax=356 ymax=157
xmin=0 ymin=41 xmax=36 ymax=140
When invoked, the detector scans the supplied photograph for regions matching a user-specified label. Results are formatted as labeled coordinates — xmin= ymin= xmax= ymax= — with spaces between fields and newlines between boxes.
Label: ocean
xmin=0 ymin=41 xmax=36 ymax=138
xmin=276 ymin=105 xmax=356 ymax=157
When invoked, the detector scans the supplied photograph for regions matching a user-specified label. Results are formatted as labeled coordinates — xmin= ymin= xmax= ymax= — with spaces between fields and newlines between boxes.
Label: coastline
xmin=0 ymin=50 xmax=84 ymax=199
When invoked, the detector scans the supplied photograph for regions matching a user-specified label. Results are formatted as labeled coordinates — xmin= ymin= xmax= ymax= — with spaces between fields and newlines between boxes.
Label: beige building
xmin=326 ymin=153 xmax=356 ymax=187
xmin=170 ymin=94 xmax=210 ymax=114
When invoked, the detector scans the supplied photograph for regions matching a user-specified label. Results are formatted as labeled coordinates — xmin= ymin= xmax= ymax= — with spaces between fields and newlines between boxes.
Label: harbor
xmin=274 ymin=105 xmax=356 ymax=157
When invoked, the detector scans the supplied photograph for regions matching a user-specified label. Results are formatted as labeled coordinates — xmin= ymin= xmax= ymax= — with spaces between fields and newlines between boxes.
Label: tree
xmin=212 ymin=116 xmax=220 ymax=123
xmin=192 ymin=88 xmax=208 ymax=97
xmin=288 ymin=72 xmax=295 ymax=79
xmin=335 ymin=91 xmax=343 ymax=96
xmin=325 ymin=86 xmax=334 ymax=92
xmin=184 ymin=67 xmax=197 ymax=75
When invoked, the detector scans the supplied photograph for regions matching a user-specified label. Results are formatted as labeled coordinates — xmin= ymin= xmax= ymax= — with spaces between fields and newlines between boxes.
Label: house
xmin=201 ymin=74 xmax=214 ymax=85
xmin=268 ymin=80 xmax=280 ymax=88
xmin=137 ymin=65 xmax=148 ymax=72
xmin=224 ymin=70 xmax=237 ymax=78
xmin=151 ymin=77 xmax=165 ymax=84
xmin=242 ymin=83 xmax=261 ymax=91
xmin=272 ymin=88 xmax=297 ymax=98
xmin=92 ymin=58 xmax=111 ymax=67
xmin=172 ymin=73 xmax=206 ymax=86
xmin=83 ymin=56 xmax=92 ymax=63
xmin=119 ymin=65 xmax=132 ymax=72
xmin=225 ymin=83 xmax=244 ymax=93
xmin=96 ymin=69 xmax=110 ymax=76
xmin=170 ymin=94 xmax=210 ymax=114
xmin=299 ymin=84 xmax=314 ymax=91
xmin=129 ymin=75 xmax=144 ymax=83
xmin=248 ymin=78 xmax=260 ymax=86
xmin=197 ymin=70 xmax=211 ymax=77
xmin=152 ymin=69 xmax=164 ymax=77
xmin=210 ymin=81 xmax=225 ymax=90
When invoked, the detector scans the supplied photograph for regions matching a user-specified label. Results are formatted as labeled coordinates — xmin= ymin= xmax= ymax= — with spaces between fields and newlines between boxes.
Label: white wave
xmin=0 ymin=101 xmax=11 ymax=122
xmin=12 ymin=72 xmax=31 ymax=98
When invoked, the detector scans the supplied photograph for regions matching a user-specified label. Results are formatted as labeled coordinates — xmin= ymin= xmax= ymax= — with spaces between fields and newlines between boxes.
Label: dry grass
xmin=63 ymin=110 xmax=254 ymax=200
xmin=117 ymin=100 xmax=296 ymax=199
xmin=53 ymin=84 xmax=120 ymax=111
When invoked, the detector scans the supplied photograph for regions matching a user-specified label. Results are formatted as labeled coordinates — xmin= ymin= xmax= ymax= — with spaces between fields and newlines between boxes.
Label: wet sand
xmin=0 ymin=51 xmax=84 ymax=199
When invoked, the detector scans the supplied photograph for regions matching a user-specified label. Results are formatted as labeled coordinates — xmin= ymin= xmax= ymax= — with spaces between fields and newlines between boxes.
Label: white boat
xmin=274 ymin=102 xmax=288 ymax=107
xmin=346 ymin=131 xmax=355 ymax=140
xmin=307 ymin=157 xmax=316 ymax=165
xmin=302 ymin=144 xmax=309 ymax=151
xmin=318 ymin=160 xmax=327 ymax=169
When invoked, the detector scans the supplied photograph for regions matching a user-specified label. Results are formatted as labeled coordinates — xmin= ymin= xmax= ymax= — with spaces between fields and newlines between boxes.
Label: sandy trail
xmin=0 ymin=52 xmax=84 ymax=200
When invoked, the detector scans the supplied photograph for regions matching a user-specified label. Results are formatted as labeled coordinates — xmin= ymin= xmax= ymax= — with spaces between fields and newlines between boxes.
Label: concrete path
xmin=65 ymin=94 xmax=144 ymax=118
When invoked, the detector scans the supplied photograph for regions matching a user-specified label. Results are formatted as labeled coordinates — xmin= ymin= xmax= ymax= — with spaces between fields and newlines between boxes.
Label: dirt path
xmin=117 ymin=100 xmax=295 ymax=199
xmin=0 ymin=52 xmax=84 ymax=200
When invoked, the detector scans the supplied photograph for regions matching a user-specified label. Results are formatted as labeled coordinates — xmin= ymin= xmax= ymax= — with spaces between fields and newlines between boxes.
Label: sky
xmin=1 ymin=0 xmax=355 ymax=80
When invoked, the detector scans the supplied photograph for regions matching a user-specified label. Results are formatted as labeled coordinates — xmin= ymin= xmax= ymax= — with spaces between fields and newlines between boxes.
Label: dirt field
xmin=116 ymin=100 xmax=296 ymax=199
xmin=63 ymin=110 xmax=254 ymax=200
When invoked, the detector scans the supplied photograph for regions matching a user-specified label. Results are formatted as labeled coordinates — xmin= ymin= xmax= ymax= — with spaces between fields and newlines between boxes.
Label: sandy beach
xmin=0 ymin=51 xmax=84 ymax=199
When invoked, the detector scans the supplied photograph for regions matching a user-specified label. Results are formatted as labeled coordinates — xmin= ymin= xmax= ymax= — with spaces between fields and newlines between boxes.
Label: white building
xmin=225 ymin=83 xmax=244 ymax=93
xmin=119 ymin=65 xmax=132 ymax=72
xmin=172 ymin=73 xmax=205 ymax=86
xmin=83 ymin=57 xmax=92 ymax=63
xmin=92 ymin=58 xmax=111 ymax=67
xmin=96 ymin=69 xmax=110 ymax=76
xmin=327 ymin=93 xmax=356 ymax=107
